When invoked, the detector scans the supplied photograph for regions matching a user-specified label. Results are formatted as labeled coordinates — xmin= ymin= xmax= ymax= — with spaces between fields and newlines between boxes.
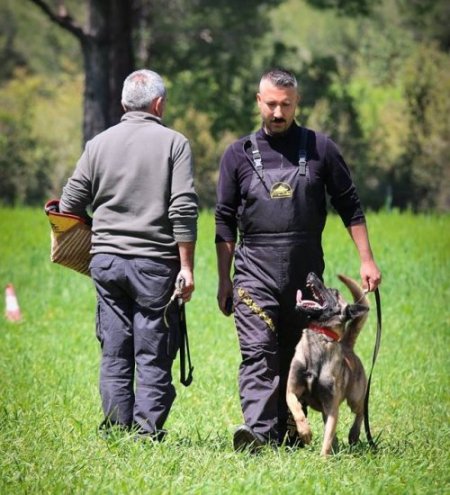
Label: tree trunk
xmin=82 ymin=0 xmax=134 ymax=144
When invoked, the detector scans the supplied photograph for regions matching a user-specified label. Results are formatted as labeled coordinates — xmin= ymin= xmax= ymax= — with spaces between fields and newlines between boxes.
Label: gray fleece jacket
xmin=60 ymin=111 xmax=198 ymax=259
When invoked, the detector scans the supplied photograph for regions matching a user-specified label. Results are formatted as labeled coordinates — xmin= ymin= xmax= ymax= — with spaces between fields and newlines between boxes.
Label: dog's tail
xmin=338 ymin=274 xmax=369 ymax=348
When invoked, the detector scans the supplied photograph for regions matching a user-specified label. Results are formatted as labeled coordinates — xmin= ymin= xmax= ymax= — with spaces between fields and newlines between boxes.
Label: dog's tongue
xmin=296 ymin=289 xmax=323 ymax=309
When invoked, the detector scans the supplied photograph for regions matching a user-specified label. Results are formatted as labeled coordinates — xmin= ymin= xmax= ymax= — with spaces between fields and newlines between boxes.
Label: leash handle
xmin=176 ymin=274 xmax=185 ymax=302
xmin=364 ymin=288 xmax=382 ymax=448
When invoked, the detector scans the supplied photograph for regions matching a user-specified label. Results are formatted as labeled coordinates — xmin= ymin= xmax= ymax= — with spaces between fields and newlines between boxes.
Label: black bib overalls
xmin=233 ymin=128 xmax=325 ymax=443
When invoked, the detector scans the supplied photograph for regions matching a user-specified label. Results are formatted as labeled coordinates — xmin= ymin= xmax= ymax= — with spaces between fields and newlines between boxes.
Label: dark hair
xmin=260 ymin=68 xmax=297 ymax=88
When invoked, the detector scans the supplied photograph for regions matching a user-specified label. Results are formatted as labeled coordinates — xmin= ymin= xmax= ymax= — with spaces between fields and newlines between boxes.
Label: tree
xmin=0 ymin=73 xmax=53 ymax=205
xmin=399 ymin=44 xmax=450 ymax=211
xmin=20 ymin=0 xmax=281 ymax=208
xmin=134 ymin=0 xmax=282 ymax=136
xmin=304 ymin=0 xmax=380 ymax=16
xmin=27 ymin=0 xmax=281 ymax=143
xmin=28 ymin=0 xmax=134 ymax=144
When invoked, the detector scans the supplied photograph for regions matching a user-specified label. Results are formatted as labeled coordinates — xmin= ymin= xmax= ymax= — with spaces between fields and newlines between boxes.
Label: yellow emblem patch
xmin=270 ymin=182 xmax=293 ymax=199
xmin=237 ymin=287 xmax=276 ymax=332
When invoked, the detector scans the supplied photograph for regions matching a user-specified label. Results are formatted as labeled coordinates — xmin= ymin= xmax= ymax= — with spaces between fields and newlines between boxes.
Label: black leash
xmin=178 ymin=301 xmax=194 ymax=387
xmin=164 ymin=277 xmax=194 ymax=387
xmin=364 ymin=288 xmax=382 ymax=448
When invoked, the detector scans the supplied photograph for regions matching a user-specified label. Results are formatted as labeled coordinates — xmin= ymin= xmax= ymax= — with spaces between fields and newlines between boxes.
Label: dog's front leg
xmin=321 ymin=400 xmax=340 ymax=456
xmin=286 ymin=387 xmax=312 ymax=445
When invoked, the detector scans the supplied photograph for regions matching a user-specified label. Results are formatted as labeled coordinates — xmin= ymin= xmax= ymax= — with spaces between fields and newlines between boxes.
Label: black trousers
xmin=233 ymin=238 xmax=324 ymax=443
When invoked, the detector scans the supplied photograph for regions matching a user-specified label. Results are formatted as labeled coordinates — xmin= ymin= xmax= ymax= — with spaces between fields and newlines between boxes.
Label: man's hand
xmin=217 ymin=277 xmax=233 ymax=316
xmin=216 ymin=241 xmax=235 ymax=316
xmin=360 ymin=259 xmax=382 ymax=292
xmin=177 ymin=241 xmax=195 ymax=302
xmin=347 ymin=224 xmax=382 ymax=292
xmin=176 ymin=268 xmax=195 ymax=303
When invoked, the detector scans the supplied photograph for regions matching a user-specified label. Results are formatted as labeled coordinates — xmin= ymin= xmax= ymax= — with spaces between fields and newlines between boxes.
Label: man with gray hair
xmin=60 ymin=69 xmax=198 ymax=439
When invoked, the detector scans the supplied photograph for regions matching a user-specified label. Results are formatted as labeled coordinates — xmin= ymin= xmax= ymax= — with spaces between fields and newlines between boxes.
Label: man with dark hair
xmin=215 ymin=68 xmax=381 ymax=451
xmin=60 ymin=69 xmax=198 ymax=439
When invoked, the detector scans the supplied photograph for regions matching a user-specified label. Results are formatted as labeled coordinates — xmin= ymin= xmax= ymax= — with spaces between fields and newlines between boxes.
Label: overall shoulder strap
xmin=249 ymin=133 xmax=264 ymax=174
xmin=298 ymin=127 xmax=308 ymax=176
xmin=246 ymin=133 xmax=268 ymax=190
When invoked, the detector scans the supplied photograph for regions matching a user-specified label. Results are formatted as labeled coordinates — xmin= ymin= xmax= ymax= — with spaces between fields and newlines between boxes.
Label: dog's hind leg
xmin=348 ymin=412 xmax=363 ymax=446
xmin=321 ymin=400 xmax=340 ymax=456
xmin=347 ymin=397 xmax=364 ymax=445
xmin=347 ymin=372 xmax=366 ymax=445
xmin=286 ymin=384 xmax=312 ymax=445
xmin=322 ymin=412 xmax=339 ymax=452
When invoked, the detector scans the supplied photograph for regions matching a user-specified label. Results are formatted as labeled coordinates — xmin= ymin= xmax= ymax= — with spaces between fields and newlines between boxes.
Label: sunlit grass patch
xmin=0 ymin=209 xmax=449 ymax=494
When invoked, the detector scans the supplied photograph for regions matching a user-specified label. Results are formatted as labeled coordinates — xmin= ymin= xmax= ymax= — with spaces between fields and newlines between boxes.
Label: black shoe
xmin=233 ymin=425 xmax=265 ymax=453
xmin=132 ymin=424 xmax=167 ymax=443
xmin=136 ymin=429 xmax=167 ymax=442
xmin=98 ymin=418 xmax=131 ymax=439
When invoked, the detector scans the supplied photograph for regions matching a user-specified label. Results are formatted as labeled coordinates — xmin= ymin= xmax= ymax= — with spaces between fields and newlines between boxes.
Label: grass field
xmin=0 ymin=208 xmax=449 ymax=494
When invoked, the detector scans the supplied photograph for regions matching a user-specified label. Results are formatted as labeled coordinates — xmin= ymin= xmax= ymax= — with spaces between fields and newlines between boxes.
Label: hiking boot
xmin=233 ymin=425 xmax=265 ymax=453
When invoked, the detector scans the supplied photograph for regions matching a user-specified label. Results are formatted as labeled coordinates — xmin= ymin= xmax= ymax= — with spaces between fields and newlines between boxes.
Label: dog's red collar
xmin=308 ymin=324 xmax=340 ymax=342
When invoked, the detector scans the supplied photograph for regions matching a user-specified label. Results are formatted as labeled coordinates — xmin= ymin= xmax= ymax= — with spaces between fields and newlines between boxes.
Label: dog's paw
xmin=348 ymin=429 xmax=360 ymax=445
xmin=296 ymin=421 xmax=312 ymax=445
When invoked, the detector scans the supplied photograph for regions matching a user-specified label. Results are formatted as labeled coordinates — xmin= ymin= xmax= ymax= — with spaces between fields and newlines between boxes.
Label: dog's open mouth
xmin=296 ymin=289 xmax=325 ymax=312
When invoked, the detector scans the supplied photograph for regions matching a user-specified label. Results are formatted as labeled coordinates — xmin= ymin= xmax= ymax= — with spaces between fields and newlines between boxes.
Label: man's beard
xmin=265 ymin=118 xmax=289 ymax=136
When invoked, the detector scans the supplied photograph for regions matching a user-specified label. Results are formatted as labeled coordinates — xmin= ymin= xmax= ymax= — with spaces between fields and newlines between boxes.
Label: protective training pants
xmin=233 ymin=237 xmax=324 ymax=443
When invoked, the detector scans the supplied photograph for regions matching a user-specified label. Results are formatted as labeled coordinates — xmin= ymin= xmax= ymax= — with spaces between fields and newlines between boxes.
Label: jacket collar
xmin=121 ymin=111 xmax=163 ymax=125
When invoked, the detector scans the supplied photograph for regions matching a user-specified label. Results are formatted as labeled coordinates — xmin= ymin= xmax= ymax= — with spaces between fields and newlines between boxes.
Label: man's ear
xmin=345 ymin=303 xmax=369 ymax=320
xmin=153 ymin=96 xmax=165 ymax=117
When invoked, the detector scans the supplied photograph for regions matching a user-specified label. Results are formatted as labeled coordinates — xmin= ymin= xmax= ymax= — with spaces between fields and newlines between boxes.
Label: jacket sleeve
xmin=215 ymin=144 xmax=239 ymax=243
xmin=168 ymin=137 xmax=198 ymax=242
xmin=324 ymin=137 xmax=365 ymax=227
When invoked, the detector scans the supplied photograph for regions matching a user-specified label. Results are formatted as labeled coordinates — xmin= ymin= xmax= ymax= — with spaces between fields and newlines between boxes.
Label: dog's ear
xmin=345 ymin=303 xmax=369 ymax=321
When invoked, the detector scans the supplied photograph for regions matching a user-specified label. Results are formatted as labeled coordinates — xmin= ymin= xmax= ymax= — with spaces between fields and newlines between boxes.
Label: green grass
xmin=0 ymin=208 xmax=449 ymax=494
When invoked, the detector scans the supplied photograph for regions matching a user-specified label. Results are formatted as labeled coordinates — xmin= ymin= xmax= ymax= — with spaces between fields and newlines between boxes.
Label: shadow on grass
xmin=329 ymin=431 xmax=415 ymax=458
xmin=95 ymin=423 xmax=415 ymax=460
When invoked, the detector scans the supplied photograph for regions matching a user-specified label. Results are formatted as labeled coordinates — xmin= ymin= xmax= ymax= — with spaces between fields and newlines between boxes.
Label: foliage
xmin=172 ymin=108 xmax=236 ymax=209
xmin=304 ymin=0 xmax=380 ymax=16
xmin=0 ymin=0 xmax=449 ymax=211
xmin=0 ymin=0 xmax=82 ymax=82
xmin=32 ymin=73 xmax=83 ymax=197
xmin=396 ymin=0 xmax=450 ymax=51
xmin=266 ymin=0 xmax=450 ymax=211
xmin=135 ymin=0 xmax=282 ymax=137
xmin=0 ymin=70 xmax=82 ymax=206
xmin=400 ymin=44 xmax=450 ymax=211
xmin=1 ymin=208 xmax=449 ymax=493
xmin=0 ymin=72 xmax=53 ymax=205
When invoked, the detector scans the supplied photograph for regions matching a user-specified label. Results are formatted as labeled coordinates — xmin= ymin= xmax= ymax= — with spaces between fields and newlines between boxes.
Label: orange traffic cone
xmin=5 ymin=284 xmax=22 ymax=322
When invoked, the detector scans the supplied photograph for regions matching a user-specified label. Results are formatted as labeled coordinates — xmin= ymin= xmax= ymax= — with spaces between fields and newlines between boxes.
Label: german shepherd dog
xmin=286 ymin=272 xmax=369 ymax=456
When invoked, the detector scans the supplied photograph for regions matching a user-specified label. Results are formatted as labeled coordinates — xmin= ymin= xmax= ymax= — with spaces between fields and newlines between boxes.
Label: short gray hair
xmin=260 ymin=68 xmax=297 ymax=90
xmin=121 ymin=69 xmax=167 ymax=111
